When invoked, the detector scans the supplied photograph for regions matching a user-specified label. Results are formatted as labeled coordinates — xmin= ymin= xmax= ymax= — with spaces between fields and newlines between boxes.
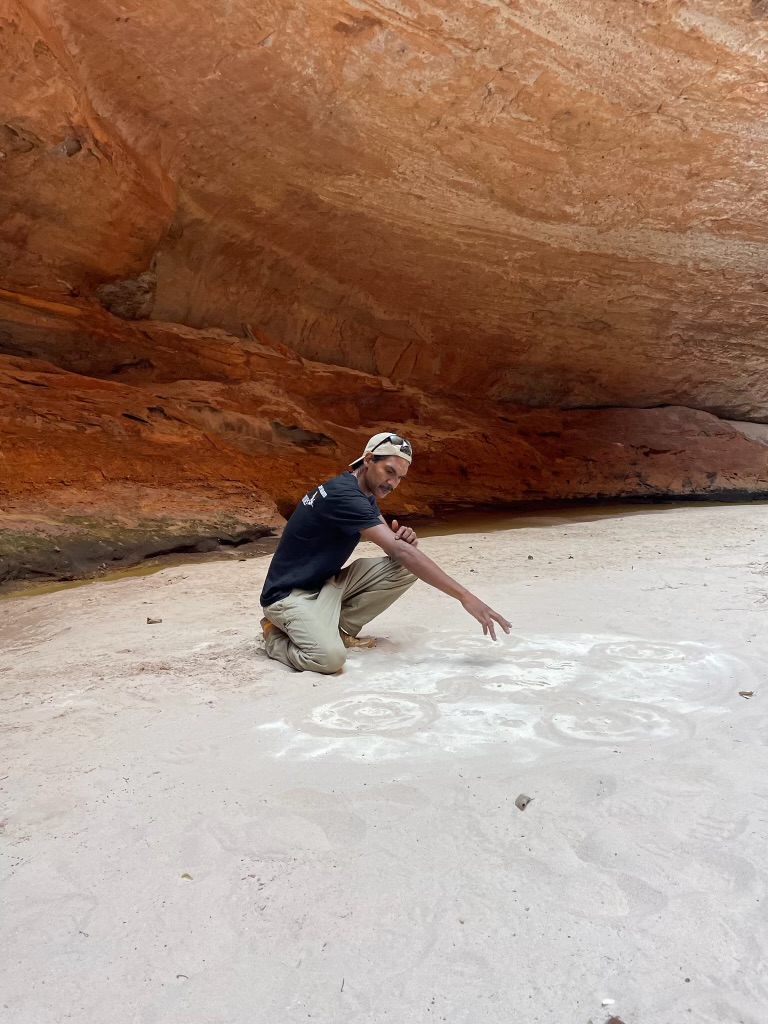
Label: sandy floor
xmin=2 ymin=505 xmax=768 ymax=1024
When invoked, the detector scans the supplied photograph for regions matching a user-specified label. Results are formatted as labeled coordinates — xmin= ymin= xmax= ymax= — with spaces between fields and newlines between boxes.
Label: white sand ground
xmin=2 ymin=505 xmax=768 ymax=1024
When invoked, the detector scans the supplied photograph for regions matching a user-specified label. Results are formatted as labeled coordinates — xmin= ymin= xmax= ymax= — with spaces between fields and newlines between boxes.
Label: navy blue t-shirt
xmin=260 ymin=472 xmax=382 ymax=607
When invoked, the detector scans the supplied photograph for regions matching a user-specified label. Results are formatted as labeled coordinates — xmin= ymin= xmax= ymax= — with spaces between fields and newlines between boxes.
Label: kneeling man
xmin=260 ymin=431 xmax=510 ymax=673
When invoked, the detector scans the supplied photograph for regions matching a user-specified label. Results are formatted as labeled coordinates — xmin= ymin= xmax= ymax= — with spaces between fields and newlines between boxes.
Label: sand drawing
xmin=308 ymin=694 xmax=438 ymax=735
xmin=540 ymin=701 xmax=692 ymax=744
xmin=589 ymin=639 xmax=698 ymax=663
xmin=257 ymin=629 xmax=748 ymax=761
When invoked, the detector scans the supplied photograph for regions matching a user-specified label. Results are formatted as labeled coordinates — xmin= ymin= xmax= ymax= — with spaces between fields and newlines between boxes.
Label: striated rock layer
xmin=3 ymin=1 xmax=768 ymax=415
xmin=2 ymin=290 xmax=767 ymax=585
xmin=2 ymin=3 xmax=768 ymax=581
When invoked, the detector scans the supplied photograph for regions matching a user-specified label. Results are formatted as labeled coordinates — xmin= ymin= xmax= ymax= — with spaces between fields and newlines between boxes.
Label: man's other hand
xmin=390 ymin=519 xmax=419 ymax=547
xmin=460 ymin=595 xmax=511 ymax=641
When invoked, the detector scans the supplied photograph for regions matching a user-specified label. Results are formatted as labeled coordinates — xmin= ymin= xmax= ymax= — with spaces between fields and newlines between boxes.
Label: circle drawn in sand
xmin=306 ymin=694 xmax=437 ymax=736
xmin=589 ymin=639 xmax=702 ymax=664
xmin=480 ymin=650 xmax=581 ymax=694
xmin=540 ymin=701 xmax=691 ymax=745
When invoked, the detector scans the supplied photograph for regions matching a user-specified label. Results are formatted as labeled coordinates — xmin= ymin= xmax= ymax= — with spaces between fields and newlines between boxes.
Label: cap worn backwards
xmin=349 ymin=431 xmax=413 ymax=469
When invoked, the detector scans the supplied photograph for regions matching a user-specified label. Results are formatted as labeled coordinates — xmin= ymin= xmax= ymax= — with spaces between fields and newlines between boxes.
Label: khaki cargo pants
xmin=262 ymin=556 xmax=416 ymax=673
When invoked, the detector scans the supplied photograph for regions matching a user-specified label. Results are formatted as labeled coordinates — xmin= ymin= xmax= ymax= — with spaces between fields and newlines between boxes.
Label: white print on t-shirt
xmin=301 ymin=483 xmax=327 ymax=507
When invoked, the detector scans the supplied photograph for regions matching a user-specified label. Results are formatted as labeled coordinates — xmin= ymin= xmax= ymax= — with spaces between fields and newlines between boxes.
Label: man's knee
xmin=305 ymin=644 xmax=346 ymax=675
xmin=386 ymin=557 xmax=417 ymax=586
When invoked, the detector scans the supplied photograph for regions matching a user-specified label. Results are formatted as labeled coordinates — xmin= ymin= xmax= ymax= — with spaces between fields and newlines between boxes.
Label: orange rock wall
xmin=4 ymin=1 xmax=768 ymax=416
xmin=2 ymin=2 xmax=768 ymax=583
xmin=3 ymin=290 xmax=767 ymax=515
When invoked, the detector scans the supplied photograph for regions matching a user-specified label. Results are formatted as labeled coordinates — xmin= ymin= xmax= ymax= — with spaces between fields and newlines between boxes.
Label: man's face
xmin=362 ymin=454 xmax=409 ymax=500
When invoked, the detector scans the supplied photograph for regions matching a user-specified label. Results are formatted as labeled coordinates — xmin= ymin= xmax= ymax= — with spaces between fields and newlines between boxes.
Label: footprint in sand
xmin=306 ymin=694 xmax=438 ymax=736
xmin=279 ymin=788 xmax=368 ymax=846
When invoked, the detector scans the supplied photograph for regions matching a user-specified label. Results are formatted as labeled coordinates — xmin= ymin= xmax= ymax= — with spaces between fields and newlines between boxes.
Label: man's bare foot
xmin=340 ymin=631 xmax=377 ymax=650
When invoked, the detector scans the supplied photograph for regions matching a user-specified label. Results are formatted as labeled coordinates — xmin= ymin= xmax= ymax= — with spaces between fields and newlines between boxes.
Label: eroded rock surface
xmin=3 ymin=1 xmax=768 ymax=414
xmin=2 ymin=3 xmax=768 ymax=582
xmin=2 ymin=290 xmax=767 ymax=585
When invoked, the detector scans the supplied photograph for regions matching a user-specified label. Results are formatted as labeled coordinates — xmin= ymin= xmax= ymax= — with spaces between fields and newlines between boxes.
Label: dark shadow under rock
xmin=95 ymin=271 xmax=157 ymax=320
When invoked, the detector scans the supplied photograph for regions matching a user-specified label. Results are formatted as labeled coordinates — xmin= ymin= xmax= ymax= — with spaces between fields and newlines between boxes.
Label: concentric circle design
xmin=537 ymin=700 xmax=692 ymax=745
xmin=581 ymin=637 xmax=737 ymax=705
xmin=306 ymin=694 xmax=438 ymax=736
xmin=589 ymin=640 xmax=703 ymax=664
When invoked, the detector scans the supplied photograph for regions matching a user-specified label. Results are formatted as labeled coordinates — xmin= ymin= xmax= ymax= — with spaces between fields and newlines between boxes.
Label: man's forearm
xmin=390 ymin=541 xmax=471 ymax=602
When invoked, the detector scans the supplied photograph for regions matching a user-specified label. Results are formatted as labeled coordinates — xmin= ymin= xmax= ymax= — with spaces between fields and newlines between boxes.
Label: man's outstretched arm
xmin=360 ymin=524 xmax=511 ymax=640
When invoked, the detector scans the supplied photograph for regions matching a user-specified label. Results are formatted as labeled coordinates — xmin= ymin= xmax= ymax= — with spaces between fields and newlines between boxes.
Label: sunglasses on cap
xmin=370 ymin=433 xmax=413 ymax=458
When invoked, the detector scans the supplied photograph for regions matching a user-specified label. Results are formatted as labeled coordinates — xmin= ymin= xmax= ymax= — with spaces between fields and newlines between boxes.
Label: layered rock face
xmin=3 ymin=288 xmax=767 ymax=583
xmin=2 ymin=1 xmax=768 ymax=582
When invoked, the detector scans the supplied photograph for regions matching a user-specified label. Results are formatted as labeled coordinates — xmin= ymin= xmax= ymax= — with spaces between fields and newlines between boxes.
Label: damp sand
xmin=2 ymin=504 xmax=768 ymax=1023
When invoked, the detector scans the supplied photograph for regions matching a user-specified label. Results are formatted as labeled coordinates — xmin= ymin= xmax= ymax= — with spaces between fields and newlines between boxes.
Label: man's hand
xmin=460 ymin=594 xmax=511 ymax=641
xmin=361 ymin=524 xmax=510 ymax=640
xmin=390 ymin=519 xmax=419 ymax=548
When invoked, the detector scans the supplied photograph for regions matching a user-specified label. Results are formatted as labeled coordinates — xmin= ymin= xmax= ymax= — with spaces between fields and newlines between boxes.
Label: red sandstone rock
xmin=3 ymin=1 xmax=768 ymax=417
xmin=3 ymin=5 xmax=768 ymax=583
xmin=1 ymin=291 xmax=767 ymax=583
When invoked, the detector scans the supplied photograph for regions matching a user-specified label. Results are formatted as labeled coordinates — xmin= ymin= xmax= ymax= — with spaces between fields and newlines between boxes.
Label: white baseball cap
xmin=349 ymin=431 xmax=413 ymax=469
